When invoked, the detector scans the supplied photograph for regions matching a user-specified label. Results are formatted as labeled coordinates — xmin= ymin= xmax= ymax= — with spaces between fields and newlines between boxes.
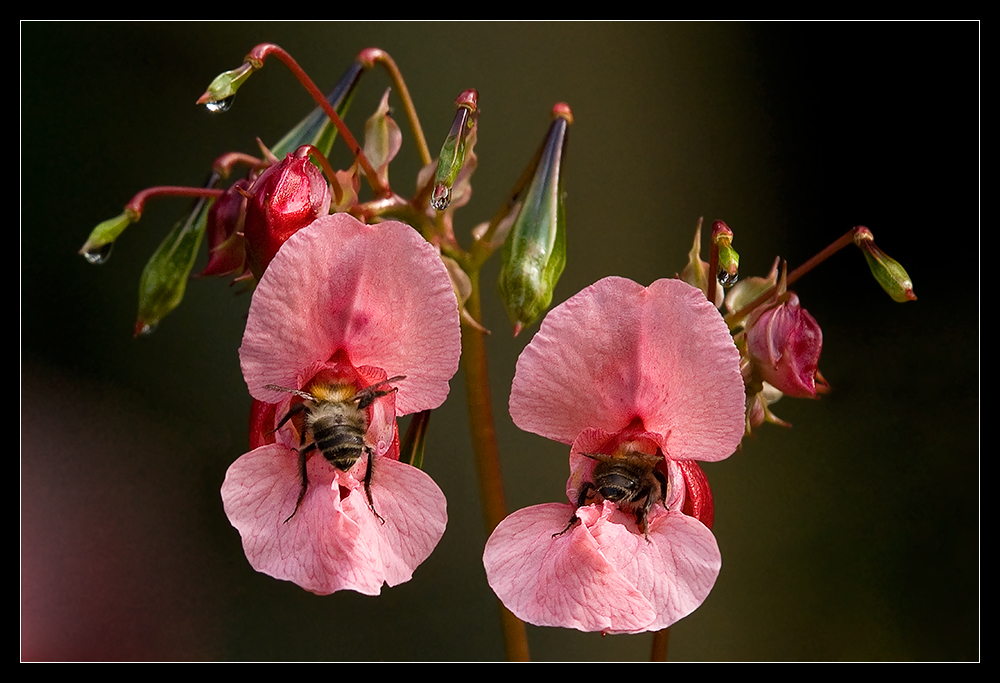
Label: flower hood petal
xmin=221 ymin=443 xmax=447 ymax=595
xmin=482 ymin=501 xmax=721 ymax=634
xmin=240 ymin=214 xmax=461 ymax=415
xmin=509 ymin=276 xmax=744 ymax=461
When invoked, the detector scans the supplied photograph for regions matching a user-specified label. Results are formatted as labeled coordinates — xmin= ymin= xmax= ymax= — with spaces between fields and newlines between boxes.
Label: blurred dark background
xmin=21 ymin=22 xmax=978 ymax=661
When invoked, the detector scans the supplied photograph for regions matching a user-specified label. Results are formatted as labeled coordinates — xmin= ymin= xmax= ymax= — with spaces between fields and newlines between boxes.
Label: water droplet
xmin=135 ymin=321 xmax=157 ymax=336
xmin=430 ymin=183 xmax=451 ymax=211
xmin=717 ymin=268 xmax=739 ymax=287
xmin=82 ymin=242 xmax=113 ymax=264
xmin=204 ymin=95 xmax=235 ymax=113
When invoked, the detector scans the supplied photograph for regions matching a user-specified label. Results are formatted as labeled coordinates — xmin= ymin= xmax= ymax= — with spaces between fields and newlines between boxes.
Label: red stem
xmin=246 ymin=44 xmax=387 ymax=197
xmin=125 ymin=186 xmax=224 ymax=217
xmin=725 ymin=228 xmax=855 ymax=327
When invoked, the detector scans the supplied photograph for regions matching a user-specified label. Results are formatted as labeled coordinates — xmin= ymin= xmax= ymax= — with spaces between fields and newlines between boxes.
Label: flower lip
xmin=482 ymin=499 xmax=721 ymax=634
xmin=239 ymin=213 xmax=461 ymax=417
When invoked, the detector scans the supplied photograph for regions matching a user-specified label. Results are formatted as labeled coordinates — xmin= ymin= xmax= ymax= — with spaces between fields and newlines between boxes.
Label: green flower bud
xmin=712 ymin=220 xmax=740 ymax=286
xmin=853 ymin=226 xmax=917 ymax=302
xmin=196 ymin=62 xmax=256 ymax=112
xmin=134 ymin=182 xmax=216 ymax=335
xmin=499 ymin=104 xmax=573 ymax=335
xmin=79 ymin=209 xmax=139 ymax=264
xmin=431 ymin=90 xmax=478 ymax=211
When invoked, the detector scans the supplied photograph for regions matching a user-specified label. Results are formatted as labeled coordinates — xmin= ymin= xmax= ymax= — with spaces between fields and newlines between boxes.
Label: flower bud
xmin=712 ymin=220 xmax=739 ymax=286
xmin=199 ymin=178 xmax=249 ymax=278
xmin=499 ymin=104 xmax=572 ymax=335
xmin=196 ymin=61 xmax=256 ymax=112
xmin=745 ymin=292 xmax=824 ymax=399
xmin=853 ymin=226 xmax=917 ymax=302
xmin=79 ymin=209 xmax=138 ymax=264
xmin=242 ymin=152 xmax=331 ymax=279
xmin=431 ymin=90 xmax=478 ymax=211
xmin=135 ymin=187 xmax=215 ymax=336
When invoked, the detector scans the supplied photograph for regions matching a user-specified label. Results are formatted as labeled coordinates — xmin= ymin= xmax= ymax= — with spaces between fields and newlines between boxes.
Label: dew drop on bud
xmin=83 ymin=242 xmax=114 ymax=265
xmin=717 ymin=268 xmax=739 ymax=287
xmin=430 ymin=183 xmax=451 ymax=211
xmin=135 ymin=321 xmax=157 ymax=336
xmin=204 ymin=95 xmax=235 ymax=113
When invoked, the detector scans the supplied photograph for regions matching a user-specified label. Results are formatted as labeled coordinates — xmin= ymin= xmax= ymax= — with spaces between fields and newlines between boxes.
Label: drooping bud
xmin=199 ymin=178 xmax=249 ymax=278
xmin=431 ymin=90 xmax=478 ymax=211
xmin=745 ymin=290 xmax=824 ymax=399
xmin=712 ymin=220 xmax=740 ymax=286
xmin=135 ymin=174 xmax=219 ymax=336
xmin=196 ymin=61 xmax=257 ymax=112
xmin=498 ymin=103 xmax=573 ymax=335
xmin=242 ymin=151 xmax=331 ymax=279
xmin=79 ymin=209 xmax=138 ymax=264
xmin=853 ymin=226 xmax=917 ymax=302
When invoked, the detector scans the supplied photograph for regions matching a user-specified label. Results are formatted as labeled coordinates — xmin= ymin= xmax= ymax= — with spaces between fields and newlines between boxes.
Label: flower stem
xmin=651 ymin=627 xmax=670 ymax=661
xmin=724 ymin=228 xmax=855 ymax=328
xmin=124 ymin=186 xmax=225 ymax=217
xmin=245 ymin=43 xmax=387 ymax=197
xmin=461 ymin=269 xmax=530 ymax=662
xmin=358 ymin=48 xmax=432 ymax=167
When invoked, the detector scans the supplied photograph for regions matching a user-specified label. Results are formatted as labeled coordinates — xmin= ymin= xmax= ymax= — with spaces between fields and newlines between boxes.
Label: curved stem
xmin=359 ymin=48 xmax=432 ymax=166
xmin=125 ymin=186 xmax=224 ymax=217
xmin=725 ymin=228 xmax=856 ymax=328
xmin=461 ymin=270 xmax=530 ymax=662
xmin=246 ymin=43 xmax=387 ymax=197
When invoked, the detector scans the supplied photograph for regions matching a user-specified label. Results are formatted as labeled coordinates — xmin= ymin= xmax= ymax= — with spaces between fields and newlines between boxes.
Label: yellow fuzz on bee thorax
xmin=308 ymin=383 xmax=356 ymax=403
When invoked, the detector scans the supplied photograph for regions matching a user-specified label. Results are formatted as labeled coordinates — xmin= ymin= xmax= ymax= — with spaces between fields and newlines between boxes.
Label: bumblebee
xmin=557 ymin=447 xmax=667 ymax=538
xmin=265 ymin=375 xmax=405 ymax=523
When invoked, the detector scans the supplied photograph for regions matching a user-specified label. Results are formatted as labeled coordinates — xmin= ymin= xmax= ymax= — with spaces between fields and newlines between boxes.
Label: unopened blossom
xmin=242 ymin=153 xmax=332 ymax=280
xmin=484 ymin=277 xmax=745 ymax=633
xmin=222 ymin=213 xmax=461 ymax=595
xmin=745 ymin=291 xmax=823 ymax=399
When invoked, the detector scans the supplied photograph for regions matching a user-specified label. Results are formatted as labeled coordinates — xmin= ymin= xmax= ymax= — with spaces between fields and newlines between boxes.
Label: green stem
xmin=461 ymin=269 xmax=530 ymax=662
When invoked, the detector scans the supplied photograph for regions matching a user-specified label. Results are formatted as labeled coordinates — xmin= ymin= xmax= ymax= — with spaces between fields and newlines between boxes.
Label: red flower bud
xmin=745 ymin=292 xmax=823 ymax=399
xmin=199 ymin=178 xmax=249 ymax=278
xmin=242 ymin=154 xmax=331 ymax=279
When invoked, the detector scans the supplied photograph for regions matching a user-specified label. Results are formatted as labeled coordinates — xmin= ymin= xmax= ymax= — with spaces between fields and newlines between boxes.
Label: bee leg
xmin=362 ymin=446 xmax=385 ymax=525
xmin=552 ymin=483 xmax=595 ymax=538
xmin=283 ymin=443 xmax=316 ymax=524
xmin=273 ymin=402 xmax=307 ymax=433
xmin=636 ymin=468 xmax=669 ymax=542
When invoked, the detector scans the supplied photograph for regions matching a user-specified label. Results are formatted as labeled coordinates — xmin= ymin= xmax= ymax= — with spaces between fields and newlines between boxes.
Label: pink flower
xmin=483 ymin=277 xmax=745 ymax=633
xmin=222 ymin=213 xmax=461 ymax=595
xmin=745 ymin=291 xmax=823 ymax=399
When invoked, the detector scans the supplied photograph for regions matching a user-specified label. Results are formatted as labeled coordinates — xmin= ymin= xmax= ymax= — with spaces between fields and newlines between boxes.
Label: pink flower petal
xmin=221 ymin=443 xmax=447 ymax=596
xmin=240 ymin=214 xmax=460 ymax=415
xmin=483 ymin=501 xmax=721 ymax=634
xmin=510 ymin=276 xmax=744 ymax=462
